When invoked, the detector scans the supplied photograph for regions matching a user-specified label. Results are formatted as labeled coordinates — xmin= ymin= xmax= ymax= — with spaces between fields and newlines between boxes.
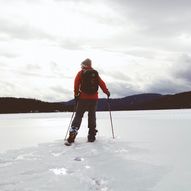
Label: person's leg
xmin=87 ymin=100 xmax=98 ymax=142
xmin=67 ymin=100 xmax=87 ymax=143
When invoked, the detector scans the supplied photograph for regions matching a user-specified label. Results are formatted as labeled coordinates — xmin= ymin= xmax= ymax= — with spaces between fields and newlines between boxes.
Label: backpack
xmin=81 ymin=69 xmax=99 ymax=94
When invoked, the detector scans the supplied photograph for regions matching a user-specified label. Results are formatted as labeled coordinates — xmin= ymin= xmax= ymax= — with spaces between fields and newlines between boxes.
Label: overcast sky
xmin=0 ymin=0 xmax=191 ymax=101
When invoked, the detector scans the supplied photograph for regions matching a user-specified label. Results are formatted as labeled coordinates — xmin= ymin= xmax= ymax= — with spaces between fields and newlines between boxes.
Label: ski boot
xmin=65 ymin=127 xmax=78 ymax=146
xmin=87 ymin=128 xmax=98 ymax=142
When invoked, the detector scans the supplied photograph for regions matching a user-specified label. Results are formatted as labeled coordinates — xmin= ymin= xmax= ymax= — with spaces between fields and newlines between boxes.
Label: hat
xmin=81 ymin=58 xmax=92 ymax=69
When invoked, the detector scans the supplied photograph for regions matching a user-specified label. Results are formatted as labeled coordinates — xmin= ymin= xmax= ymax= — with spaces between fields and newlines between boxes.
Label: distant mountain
xmin=96 ymin=93 xmax=162 ymax=111
xmin=100 ymin=91 xmax=191 ymax=111
xmin=138 ymin=91 xmax=191 ymax=110
xmin=60 ymin=91 xmax=191 ymax=111
xmin=0 ymin=91 xmax=191 ymax=114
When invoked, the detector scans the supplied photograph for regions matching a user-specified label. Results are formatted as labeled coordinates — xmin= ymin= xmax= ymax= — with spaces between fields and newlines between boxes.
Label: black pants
xmin=71 ymin=99 xmax=97 ymax=131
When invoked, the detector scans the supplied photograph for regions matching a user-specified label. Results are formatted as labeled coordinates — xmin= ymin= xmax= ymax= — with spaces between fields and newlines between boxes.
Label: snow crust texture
xmin=0 ymin=138 xmax=167 ymax=191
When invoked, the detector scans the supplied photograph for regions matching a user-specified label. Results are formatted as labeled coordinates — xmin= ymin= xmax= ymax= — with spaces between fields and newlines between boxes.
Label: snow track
xmin=0 ymin=138 xmax=167 ymax=191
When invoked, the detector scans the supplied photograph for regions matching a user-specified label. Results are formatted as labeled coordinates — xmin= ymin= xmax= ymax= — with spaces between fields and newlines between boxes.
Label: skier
xmin=65 ymin=58 xmax=110 ymax=145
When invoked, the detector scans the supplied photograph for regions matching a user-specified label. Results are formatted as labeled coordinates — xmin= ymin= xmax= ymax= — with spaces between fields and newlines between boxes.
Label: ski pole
xmin=106 ymin=96 xmax=115 ymax=139
xmin=64 ymin=101 xmax=78 ymax=140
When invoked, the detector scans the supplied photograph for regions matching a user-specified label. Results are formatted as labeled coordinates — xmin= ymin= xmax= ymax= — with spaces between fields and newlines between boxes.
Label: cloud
xmin=1 ymin=0 xmax=42 ymax=2
xmin=145 ymin=79 xmax=187 ymax=95
xmin=0 ymin=52 xmax=18 ymax=58
xmin=145 ymin=54 xmax=191 ymax=94
xmin=110 ymin=0 xmax=191 ymax=30
xmin=0 ymin=81 xmax=16 ymax=95
xmin=99 ymin=0 xmax=191 ymax=54
xmin=106 ymin=82 xmax=141 ymax=98
xmin=171 ymin=54 xmax=191 ymax=83
xmin=34 ymin=85 xmax=73 ymax=102
xmin=98 ymin=68 xmax=131 ymax=82
xmin=58 ymin=39 xmax=85 ymax=50
xmin=0 ymin=18 xmax=52 ymax=41
xmin=0 ymin=0 xmax=191 ymax=101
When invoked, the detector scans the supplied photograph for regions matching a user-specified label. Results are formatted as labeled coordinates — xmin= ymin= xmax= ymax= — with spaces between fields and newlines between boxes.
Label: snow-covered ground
xmin=0 ymin=110 xmax=191 ymax=191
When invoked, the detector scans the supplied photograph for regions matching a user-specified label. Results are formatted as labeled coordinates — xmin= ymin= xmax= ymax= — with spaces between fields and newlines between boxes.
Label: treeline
xmin=0 ymin=98 xmax=73 ymax=114
xmin=0 ymin=91 xmax=191 ymax=114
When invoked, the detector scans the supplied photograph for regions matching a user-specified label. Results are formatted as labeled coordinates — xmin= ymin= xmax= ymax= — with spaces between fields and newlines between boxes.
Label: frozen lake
xmin=0 ymin=109 xmax=191 ymax=190
xmin=1 ymin=110 xmax=191 ymax=152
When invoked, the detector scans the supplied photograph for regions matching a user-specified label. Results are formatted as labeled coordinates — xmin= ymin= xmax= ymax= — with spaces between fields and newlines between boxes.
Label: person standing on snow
xmin=65 ymin=58 xmax=110 ymax=145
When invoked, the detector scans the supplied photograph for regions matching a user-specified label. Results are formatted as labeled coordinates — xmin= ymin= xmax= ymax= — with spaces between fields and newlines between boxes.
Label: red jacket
xmin=74 ymin=68 xmax=109 ymax=100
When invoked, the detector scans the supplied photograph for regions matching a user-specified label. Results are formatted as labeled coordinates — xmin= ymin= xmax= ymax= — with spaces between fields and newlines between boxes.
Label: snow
xmin=0 ymin=138 xmax=167 ymax=191
xmin=0 ymin=110 xmax=191 ymax=191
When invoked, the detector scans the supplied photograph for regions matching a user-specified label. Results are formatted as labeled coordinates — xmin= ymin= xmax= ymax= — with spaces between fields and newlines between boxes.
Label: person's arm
xmin=74 ymin=71 xmax=82 ymax=97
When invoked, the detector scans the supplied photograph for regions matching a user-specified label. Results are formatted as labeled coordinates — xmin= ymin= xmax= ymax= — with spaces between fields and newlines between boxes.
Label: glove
xmin=106 ymin=91 xmax=110 ymax=98
xmin=74 ymin=95 xmax=79 ymax=101
xmin=74 ymin=93 xmax=80 ymax=101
